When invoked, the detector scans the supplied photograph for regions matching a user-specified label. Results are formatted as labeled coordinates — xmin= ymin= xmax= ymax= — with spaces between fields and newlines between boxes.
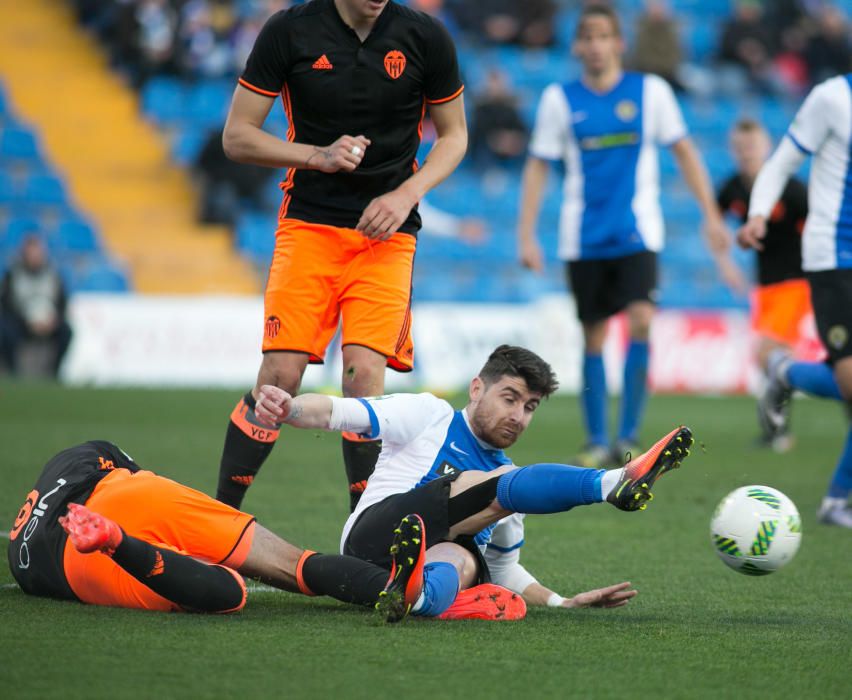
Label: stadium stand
xmin=0 ymin=81 xmax=130 ymax=294
xmin=4 ymin=0 xmax=837 ymax=303
xmin=0 ymin=0 xmax=260 ymax=294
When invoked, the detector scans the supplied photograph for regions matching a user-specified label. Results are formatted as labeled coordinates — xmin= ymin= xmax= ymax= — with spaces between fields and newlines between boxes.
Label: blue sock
xmin=496 ymin=464 xmax=605 ymax=513
xmin=582 ymin=354 xmax=608 ymax=446
xmin=827 ymin=426 xmax=852 ymax=499
xmin=619 ymin=340 xmax=649 ymax=442
xmin=413 ymin=562 xmax=459 ymax=617
xmin=787 ymin=362 xmax=843 ymax=400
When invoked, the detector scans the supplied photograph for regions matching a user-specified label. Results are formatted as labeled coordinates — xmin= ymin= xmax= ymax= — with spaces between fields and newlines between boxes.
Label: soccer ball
xmin=710 ymin=485 xmax=802 ymax=576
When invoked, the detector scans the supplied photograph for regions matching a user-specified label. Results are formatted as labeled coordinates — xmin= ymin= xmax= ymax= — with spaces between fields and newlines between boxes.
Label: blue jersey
xmin=529 ymin=72 xmax=687 ymax=261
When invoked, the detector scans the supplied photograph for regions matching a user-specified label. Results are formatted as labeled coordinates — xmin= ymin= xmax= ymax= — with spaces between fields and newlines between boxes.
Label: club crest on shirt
xmin=827 ymin=324 xmax=848 ymax=350
xmin=384 ymin=50 xmax=406 ymax=79
xmin=615 ymin=99 xmax=637 ymax=122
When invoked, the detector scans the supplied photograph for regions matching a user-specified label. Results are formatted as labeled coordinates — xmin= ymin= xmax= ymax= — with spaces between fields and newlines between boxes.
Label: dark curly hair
xmin=478 ymin=345 xmax=559 ymax=398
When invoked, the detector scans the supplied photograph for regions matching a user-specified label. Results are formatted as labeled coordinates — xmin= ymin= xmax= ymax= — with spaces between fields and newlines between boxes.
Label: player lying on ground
xmin=7 ymin=440 xmax=428 ymax=617
xmin=256 ymin=344 xmax=691 ymax=619
xmin=8 ymin=441 xmax=629 ymax=621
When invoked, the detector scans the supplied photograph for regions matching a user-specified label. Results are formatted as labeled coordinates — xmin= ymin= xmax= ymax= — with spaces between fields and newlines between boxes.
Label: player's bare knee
xmin=341 ymin=351 xmax=386 ymax=397
xmin=426 ymin=543 xmax=478 ymax=589
xmin=256 ymin=352 xmax=307 ymax=395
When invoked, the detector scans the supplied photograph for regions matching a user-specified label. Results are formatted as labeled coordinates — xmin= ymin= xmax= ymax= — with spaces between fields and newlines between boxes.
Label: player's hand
xmin=357 ymin=185 xmax=418 ymax=240
xmin=562 ymin=581 xmax=637 ymax=609
xmin=255 ymin=384 xmax=293 ymax=427
xmin=737 ymin=216 xmax=767 ymax=251
xmin=307 ymin=135 xmax=370 ymax=173
xmin=703 ymin=216 xmax=733 ymax=254
xmin=715 ymin=254 xmax=750 ymax=297
xmin=519 ymin=235 xmax=544 ymax=273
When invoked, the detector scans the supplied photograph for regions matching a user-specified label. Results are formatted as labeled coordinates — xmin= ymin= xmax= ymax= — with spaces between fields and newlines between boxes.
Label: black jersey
xmin=717 ymin=174 xmax=808 ymax=286
xmin=239 ymin=0 xmax=463 ymax=234
xmin=8 ymin=441 xmax=140 ymax=600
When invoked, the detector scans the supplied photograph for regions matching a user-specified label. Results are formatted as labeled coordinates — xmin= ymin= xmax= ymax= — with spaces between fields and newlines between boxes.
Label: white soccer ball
xmin=710 ymin=485 xmax=802 ymax=576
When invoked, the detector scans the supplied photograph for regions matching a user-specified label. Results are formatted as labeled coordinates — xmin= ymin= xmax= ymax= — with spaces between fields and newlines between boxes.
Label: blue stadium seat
xmin=0 ymin=127 xmax=39 ymax=161
xmin=236 ymin=214 xmax=274 ymax=262
xmin=56 ymin=219 xmax=100 ymax=253
xmin=24 ymin=174 xmax=66 ymax=206
xmin=2 ymin=215 xmax=41 ymax=251
xmin=171 ymin=128 xmax=207 ymax=166
xmin=185 ymin=81 xmax=231 ymax=127
xmin=0 ymin=170 xmax=17 ymax=204
xmin=62 ymin=255 xmax=130 ymax=293
xmin=141 ymin=77 xmax=186 ymax=124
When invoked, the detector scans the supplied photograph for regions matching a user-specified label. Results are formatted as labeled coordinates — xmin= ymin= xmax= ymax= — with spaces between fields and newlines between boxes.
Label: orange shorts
xmin=63 ymin=469 xmax=256 ymax=611
xmin=263 ymin=219 xmax=416 ymax=371
xmin=751 ymin=278 xmax=812 ymax=346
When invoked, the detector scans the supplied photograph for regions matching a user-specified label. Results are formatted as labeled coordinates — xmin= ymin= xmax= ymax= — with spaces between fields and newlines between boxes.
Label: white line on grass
xmin=246 ymin=583 xmax=281 ymax=593
xmin=0 ymin=531 xmax=9 ymax=540
xmin=2 ymin=584 xmax=19 ymax=590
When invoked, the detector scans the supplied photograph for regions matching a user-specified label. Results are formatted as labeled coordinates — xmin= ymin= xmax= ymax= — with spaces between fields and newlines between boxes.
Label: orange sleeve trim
xmin=238 ymin=78 xmax=280 ymax=98
xmin=426 ymin=85 xmax=464 ymax=105
xmin=295 ymin=550 xmax=318 ymax=596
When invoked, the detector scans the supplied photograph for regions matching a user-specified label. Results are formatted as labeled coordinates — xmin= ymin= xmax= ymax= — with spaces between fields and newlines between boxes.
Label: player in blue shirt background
xmin=517 ymin=4 xmax=735 ymax=467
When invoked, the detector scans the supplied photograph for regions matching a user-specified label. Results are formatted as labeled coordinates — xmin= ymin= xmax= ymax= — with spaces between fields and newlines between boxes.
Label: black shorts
xmin=566 ymin=250 xmax=658 ymax=323
xmin=343 ymin=474 xmax=490 ymax=584
xmin=807 ymin=269 xmax=852 ymax=363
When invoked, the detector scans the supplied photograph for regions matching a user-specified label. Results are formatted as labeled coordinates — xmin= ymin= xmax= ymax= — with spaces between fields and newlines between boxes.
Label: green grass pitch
xmin=1 ymin=383 xmax=851 ymax=698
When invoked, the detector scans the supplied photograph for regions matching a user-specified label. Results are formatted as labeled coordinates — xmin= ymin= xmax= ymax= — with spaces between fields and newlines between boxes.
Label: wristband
xmin=546 ymin=592 xmax=565 ymax=607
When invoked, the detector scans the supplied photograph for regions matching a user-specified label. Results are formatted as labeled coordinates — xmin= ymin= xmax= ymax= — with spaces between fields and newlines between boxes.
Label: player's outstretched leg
xmin=60 ymin=504 xmax=246 ymax=613
xmin=375 ymin=514 xmax=426 ymax=623
xmin=606 ymin=426 xmax=693 ymax=511
xmin=436 ymin=583 xmax=527 ymax=621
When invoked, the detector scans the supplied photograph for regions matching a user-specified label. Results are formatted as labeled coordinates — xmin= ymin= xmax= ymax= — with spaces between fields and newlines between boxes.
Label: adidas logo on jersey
xmin=312 ymin=54 xmax=333 ymax=70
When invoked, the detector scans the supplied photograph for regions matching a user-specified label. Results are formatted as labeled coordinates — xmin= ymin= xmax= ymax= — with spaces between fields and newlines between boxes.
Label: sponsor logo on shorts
xmin=265 ymin=315 xmax=281 ymax=339
xmin=828 ymin=324 xmax=848 ymax=350
xmin=384 ymin=50 xmax=406 ymax=79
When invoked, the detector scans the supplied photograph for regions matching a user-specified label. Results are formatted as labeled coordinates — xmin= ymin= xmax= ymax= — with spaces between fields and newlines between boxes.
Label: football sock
xmin=342 ymin=434 xmax=381 ymax=512
xmin=411 ymin=562 xmax=459 ymax=617
xmin=827 ymin=426 xmax=852 ymax=499
xmin=496 ymin=464 xmax=604 ymax=513
xmin=110 ymin=531 xmax=246 ymax=612
xmin=600 ymin=468 xmax=623 ymax=500
xmin=786 ymin=362 xmax=843 ymax=400
xmin=298 ymin=552 xmax=390 ymax=606
xmin=217 ymin=392 xmax=279 ymax=508
xmin=582 ymin=354 xmax=608 ymax=447
xmin=618 ymin=340 xmax=649 ymax=442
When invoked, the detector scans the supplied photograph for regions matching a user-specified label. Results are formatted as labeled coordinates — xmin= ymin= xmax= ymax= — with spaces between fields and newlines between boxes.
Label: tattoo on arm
xmin=285 ymin=404 xmax=303 ymax=423
xmin=305 ymin=147 xmax=333 ymax=169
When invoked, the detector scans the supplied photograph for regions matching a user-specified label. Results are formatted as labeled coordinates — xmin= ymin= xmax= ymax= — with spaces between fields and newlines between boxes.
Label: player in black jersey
xmin=717 ymin=119 xmax=810 ymax=450
xmin=216 ymin=0 xmax=467 ymax=513
xmin=8 ymin=440 xmax=426 ymax=618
